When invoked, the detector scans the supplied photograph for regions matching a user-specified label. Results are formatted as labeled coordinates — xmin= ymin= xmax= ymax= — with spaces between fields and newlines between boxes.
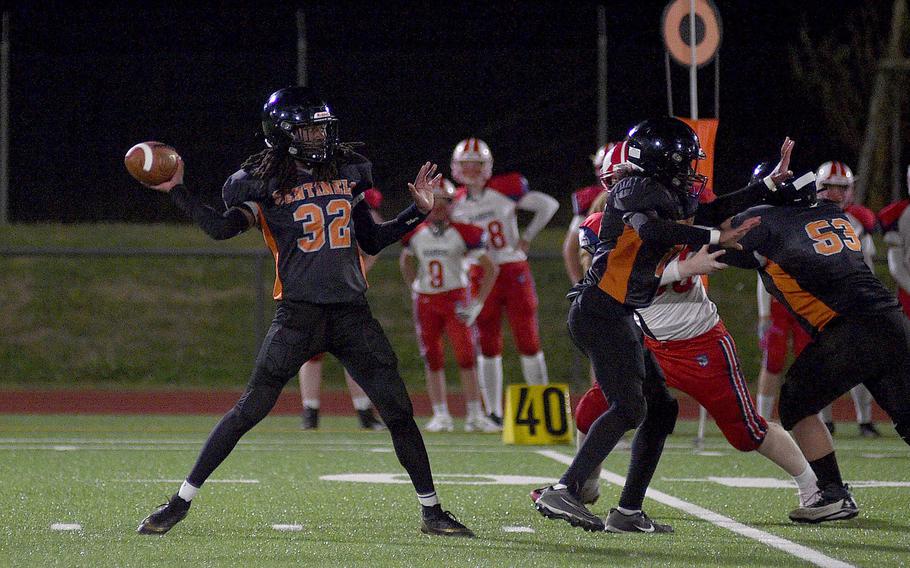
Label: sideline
xmin=536 ymin=449 xmax=855 ymax=568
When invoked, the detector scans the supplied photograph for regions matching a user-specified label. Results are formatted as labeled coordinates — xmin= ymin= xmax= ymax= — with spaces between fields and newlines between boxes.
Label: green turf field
xmin=2 ymin=414 xmax=907 ymax=567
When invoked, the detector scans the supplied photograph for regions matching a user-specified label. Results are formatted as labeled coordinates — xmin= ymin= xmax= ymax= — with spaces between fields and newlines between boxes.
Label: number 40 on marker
xmin=503 ymin=384 xmax=574 ymax=445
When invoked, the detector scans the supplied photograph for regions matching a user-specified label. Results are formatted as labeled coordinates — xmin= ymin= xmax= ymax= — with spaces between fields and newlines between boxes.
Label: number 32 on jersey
xmin=503 ymin=384 xmax=573 ymax=445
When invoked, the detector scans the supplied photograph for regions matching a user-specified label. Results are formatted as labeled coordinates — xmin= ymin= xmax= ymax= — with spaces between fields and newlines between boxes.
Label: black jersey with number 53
xmin=729 ymin=200 xmax=898 ymax=335
xmin=222 ymin=153 xmax=378 ymax=304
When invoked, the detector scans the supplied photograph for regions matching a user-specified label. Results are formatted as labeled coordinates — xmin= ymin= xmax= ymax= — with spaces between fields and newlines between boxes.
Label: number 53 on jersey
xmin=503 ymin=384 xmax=574 ymax=445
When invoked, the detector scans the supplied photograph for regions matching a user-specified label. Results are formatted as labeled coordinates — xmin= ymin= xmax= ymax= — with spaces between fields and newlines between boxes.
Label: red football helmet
xmin=816 ymin=161 xmax=855 ymax=205
xmin=590 ymin=142 xmax=617 ymax=173
xmin=451 ymin=138 xmax=493 ymax=186
xmin=598 ymin=140 xmax=630 ymax=190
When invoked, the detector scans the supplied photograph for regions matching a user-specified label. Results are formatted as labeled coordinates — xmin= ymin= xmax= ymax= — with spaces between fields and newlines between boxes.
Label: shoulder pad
xmin=451 ymin=222 xmax=485 ymax=249
xmin=578 ymin=212 xmax=604 ymax=252
xmin=878 ymin=199 xmax=910 ymax=233
xmin=610 ymin=176 xmax=671 ymax=213
xmin=222 ymin=170 xmax=271 ymax=208
xmin=845 ymin=204 xmax=876 ymax=233
xmin=487 ymin=172 xmax=529 ymax=200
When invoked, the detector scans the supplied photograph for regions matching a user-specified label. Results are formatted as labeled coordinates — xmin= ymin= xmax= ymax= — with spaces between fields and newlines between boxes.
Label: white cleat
xmin=425 ymin=414 xmax=455 ymax=432
xmin=464 ymin=413 xmax=503 ymax=433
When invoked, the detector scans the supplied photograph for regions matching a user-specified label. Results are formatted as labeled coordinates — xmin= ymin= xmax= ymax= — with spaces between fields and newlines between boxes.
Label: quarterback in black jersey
xmin=725 ymin=173 xmax=910 ymax=524
xmin=136 ymin=87 xmax=473 ymax=538
xmin=534 ymin=118 xmax=790 ymax=533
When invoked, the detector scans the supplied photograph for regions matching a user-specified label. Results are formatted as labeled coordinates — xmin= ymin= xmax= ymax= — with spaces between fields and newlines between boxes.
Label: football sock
xmin=432 ymin=402 xmax=450 ymax=417
xmin=793 ymin=464 xmax=819 ymax=506
xmin=351 ymin=396 xmax=371 ymax=412
xmin=809 ymin=452 xmax=844 ymax=489
xmin=303 ymin=399 xmax=320 ymax=410
xmin=178 ymin=480 xmax=199 ymax=502
xmin=850 ymin=384 xmax=873 ymax=424
xmin=618 ymin=412 xmax=671 ymax=511
xmin=466 ymin=400 xmax=483 ymax=418
xmin=479 ymin=355 xmax=503 ymax=418
xmin=417 ymin=491 xmax=439 ymax=507
xmin=616 ymin=506 xmax=641 ymax=516
xmin=756 ymin=394 xmax=775 ymax=419
xmin=520 ymin=352 xmax=549 ymax=386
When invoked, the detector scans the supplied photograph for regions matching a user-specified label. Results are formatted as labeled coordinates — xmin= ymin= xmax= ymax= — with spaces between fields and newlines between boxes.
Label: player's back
xmin=737 ymin=201 xmax=897 ymax=333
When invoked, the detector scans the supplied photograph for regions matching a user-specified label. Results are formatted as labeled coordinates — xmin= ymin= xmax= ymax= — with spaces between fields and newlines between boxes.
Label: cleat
xmin=420 ymin=506 xmax=475 ymax=537
xmin=464 ymin=413 xmax=502 ymax=433
xmin=487 ymin=413 xmax=503 ymax=427
xmin=137 ymin=494 xmax=191 ymax=535
xmin=301 ymin=406 xmax=319 ymax=430
xmin=858 ymin=423 xmax=881 ymax=438
xmin=533 ymin=486 xmax=605 ymax=532
xmin=605 ymin=508 xmax=673 ymax=533
xmin=424 ymin=414 xmax=454 ymax=433
xmin=357 ymin=408 xmax=385 ymax=431
xmin=824 ymin=421 xmax=836 ymax=435
xmin=788 ymin=483 xmax=859 ymax=524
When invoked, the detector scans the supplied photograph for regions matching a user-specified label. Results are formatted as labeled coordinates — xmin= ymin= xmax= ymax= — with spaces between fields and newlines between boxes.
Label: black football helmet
xmin=767 ymin=171 xmax=819 ymax=207
xmin=749 ymin=160 xmax=777 ymax=185
xmin=261 ymin=86 xmax=339 ymax=163
xmin=625 ymin=117 xmax=708 ymax=198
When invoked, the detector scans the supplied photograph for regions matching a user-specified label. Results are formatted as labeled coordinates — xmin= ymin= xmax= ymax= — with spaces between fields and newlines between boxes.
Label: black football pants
xmin=186 ymin=299 xmax=435 ymax=496
xmin=561 ymin=287 xmax=678 ymax=510
xmin=779 ymin=309 xmax=910 ymax=445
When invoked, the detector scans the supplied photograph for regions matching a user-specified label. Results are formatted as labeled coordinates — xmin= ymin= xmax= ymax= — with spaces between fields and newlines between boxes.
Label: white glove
xmin=456 ymin=301 xmax=484 ymax=326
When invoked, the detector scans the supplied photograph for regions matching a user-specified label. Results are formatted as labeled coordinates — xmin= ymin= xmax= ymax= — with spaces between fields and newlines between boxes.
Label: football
xmin=124 ymin=141 xmax=180 ymax=185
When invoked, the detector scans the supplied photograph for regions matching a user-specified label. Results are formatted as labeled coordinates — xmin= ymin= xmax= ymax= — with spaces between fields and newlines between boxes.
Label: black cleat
xmin=605 ymin=508 xmax=673 ymax=533
xmin=534 ymin=486 xmax=605 ymax=532
xmin=137 ymin=494 xmax=191 ymax=535
xmin=824 ymin=421 xmax=836 ymax=435
xmin=858 ymin=422 xmax=881 ymax=438
xmin=420 ymin=505 xmax=475 ymax=537
xmin=788 ymin=483 xmax=858 ymax=524
xmin=301 ymin=406 xmax=319 ymax=430
xmin=357 ymin=408 xmax=385 ymax=431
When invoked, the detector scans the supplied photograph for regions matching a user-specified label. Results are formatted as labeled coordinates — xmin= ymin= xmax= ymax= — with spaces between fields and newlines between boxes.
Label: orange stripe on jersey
xmin=597 ymin=225 xmax=643 ymax=303
xmin=765 ymin=260 xmax=837 ymax=331
xmin=257 ymin=209 xmax=284 ymax=300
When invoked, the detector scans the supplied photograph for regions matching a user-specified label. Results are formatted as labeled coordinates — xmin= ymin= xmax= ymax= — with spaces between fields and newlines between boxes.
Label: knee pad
xmin=610 ymin=397 xmax=648 ymax=431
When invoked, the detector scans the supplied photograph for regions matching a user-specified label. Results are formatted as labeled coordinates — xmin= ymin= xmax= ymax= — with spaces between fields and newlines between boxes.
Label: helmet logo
xmin=313 ymin=111 xmax=331 ymax=119
xmin=672 ymin=152 xmax=683 ymax=163
xmin=280 ymin=121 xmax=293 ymax=131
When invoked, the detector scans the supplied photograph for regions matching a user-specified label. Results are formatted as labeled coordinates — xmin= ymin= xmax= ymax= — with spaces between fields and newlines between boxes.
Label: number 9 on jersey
xmin=502 ymin=384 xmax=574 ymax=445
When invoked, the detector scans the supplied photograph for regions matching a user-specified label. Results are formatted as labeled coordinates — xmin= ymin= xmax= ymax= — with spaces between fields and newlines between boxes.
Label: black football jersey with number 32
xmin=730 ymin=201 xmax=898 ymax=335
xmin=222 ymin=155 xmax=374 ymax=304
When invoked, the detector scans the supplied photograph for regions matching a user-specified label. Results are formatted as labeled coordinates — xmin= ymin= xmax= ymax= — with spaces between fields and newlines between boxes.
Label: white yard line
xmin=536 ymin=449 xmax=856 ymax=568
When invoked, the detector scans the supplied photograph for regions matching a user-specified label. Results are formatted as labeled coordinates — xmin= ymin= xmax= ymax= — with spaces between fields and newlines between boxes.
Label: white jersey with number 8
xmin=402 ymin=222 xmax=486 ymax=294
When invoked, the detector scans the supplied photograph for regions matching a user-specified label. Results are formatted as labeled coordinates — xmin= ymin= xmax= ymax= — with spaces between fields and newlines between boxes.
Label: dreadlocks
xmin=240 ymin=142 xmax=365 ymax=201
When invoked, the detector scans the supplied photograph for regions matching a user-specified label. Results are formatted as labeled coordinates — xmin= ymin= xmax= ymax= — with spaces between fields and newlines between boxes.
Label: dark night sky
xmin=3 ymin=1 xmax=892 ymax=223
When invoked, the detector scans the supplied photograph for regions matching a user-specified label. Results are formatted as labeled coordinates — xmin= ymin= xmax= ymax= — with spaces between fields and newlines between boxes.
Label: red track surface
xmin=0 ymin=389 xmax=886 ymax=421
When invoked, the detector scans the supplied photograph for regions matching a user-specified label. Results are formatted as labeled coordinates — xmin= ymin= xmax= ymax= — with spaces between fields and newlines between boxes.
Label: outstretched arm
xmin=517 ymin=191 xmax=559 ymax=253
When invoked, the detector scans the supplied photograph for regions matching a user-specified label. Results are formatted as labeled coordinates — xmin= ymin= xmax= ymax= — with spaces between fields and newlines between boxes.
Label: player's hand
xmin=718 ymin=216 xmax=760 ymax=250
xmin=144 ymin=157 xmax=185 ymax=193
xmin=409 ymin=161 xmax=441 ymax=214
xmin=679 ymin=245 xmax=727 ymax=278
xmin=456 ymin=301 xmax=484 ymax=326
xmin=517 ymin=239 xmax=530 ymax=254
xmin=770 ymin=137 xmax=794 ymax=186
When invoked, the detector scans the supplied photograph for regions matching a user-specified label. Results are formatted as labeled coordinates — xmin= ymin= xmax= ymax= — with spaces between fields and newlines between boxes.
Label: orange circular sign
xmin=662 ymin=0 xmax=722 ymax=68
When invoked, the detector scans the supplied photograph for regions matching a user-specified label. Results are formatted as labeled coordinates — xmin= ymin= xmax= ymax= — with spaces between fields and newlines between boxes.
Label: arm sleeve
xmin=353 ymin=201 xmax=427 ymax=256
xmin=170 ymin=185 xmax=255 ymax=240
xmin=517 ymin=191 xmax=559 ymax=241
xmin=626 ymin=211 xmax=715 ymax=247
xmin=694 ymin=181 xmax=766 ymax=227
xmin=756 ymin=273 xmax=771 ymax=317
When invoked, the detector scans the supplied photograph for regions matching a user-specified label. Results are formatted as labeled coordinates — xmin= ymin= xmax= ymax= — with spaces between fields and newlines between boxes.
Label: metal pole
xmin=0 ymin=12 xmax=10 ymax=226
xmin=689 ymin=0 xmax=698 ymax=120
xmin=597 ymin=4 xmax=608 ymax=146
xmin=296 ymin=9 xmax=307 ymax=87
xmin=665 ymin=51 xmax=674 ymax=117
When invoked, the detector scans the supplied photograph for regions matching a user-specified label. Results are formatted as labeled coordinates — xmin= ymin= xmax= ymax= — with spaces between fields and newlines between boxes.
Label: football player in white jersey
xmin=812 ymin=161 xmax=880 ymax=437
xmin=400 ymin=180 xmax=502 ymax=433
xmin=449 ymin=138 xmax=559 ymax=423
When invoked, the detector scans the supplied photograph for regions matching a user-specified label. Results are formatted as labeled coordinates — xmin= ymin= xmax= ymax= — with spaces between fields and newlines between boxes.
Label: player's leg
xmin=604 ymin=348 xmax=676 ymax=533
xmin=756 ymin=320 xmax=787 ymax=419
xmin=415 ymin=293 xmax=452 ymax=432
xmin=446 ymin=306 xmax=499 ymax=432
xmin=504 ymin=262 xmax=548 ymax=386
xmin=475 ymin=279 xmax=505 ymax=422
xmin=345 ymin=370 xmax=385 ymax=430
xmin=139 ymin=302 xmax=323 ymax=534
xmin=299 ymin=355 xmax=324 ymax=429
xmin=534 ymin=295 xmax=643 ymax=532
xmin=330 ymin=302 xmax=472 ymax=536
